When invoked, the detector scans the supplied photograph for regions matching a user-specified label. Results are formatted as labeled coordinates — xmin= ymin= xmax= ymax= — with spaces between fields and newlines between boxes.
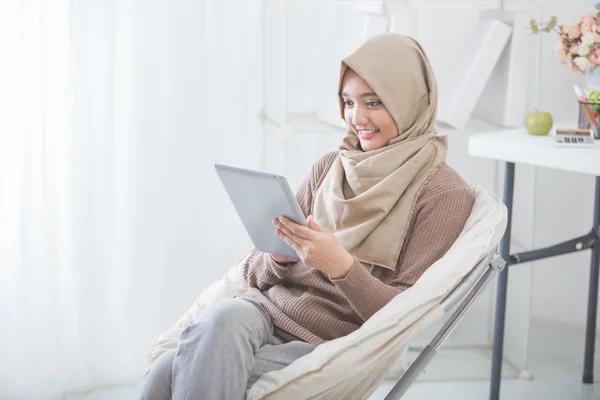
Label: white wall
xmin=529 ymin=0 xmax=599 ymax=331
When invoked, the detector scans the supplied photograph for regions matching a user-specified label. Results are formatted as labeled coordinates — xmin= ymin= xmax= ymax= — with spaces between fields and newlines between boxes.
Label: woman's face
xmin=340 ymin=68 xmax=398 ymax=151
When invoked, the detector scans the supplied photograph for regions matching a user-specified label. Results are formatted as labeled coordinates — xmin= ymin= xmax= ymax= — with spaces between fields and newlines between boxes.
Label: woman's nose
xmin=351 ymin=106 xmax=368 ymax=126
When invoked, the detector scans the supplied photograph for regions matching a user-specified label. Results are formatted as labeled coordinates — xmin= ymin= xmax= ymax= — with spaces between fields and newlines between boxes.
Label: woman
xmin=141 ymin=33 xmax=475 ymax=400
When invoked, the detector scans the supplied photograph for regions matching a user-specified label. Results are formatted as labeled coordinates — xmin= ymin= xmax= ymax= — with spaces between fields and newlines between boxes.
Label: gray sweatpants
xmin=140 ymin=298 xmax=316 ymax=400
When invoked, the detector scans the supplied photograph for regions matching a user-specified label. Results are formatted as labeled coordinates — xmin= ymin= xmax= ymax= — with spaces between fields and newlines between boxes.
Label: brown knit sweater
xmin=241 ymin=151 xmax=475 ymax=345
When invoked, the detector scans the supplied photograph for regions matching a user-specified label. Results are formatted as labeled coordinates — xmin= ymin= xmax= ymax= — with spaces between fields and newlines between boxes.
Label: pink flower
xmin=581 ymin=15 xmax=595 ymax=33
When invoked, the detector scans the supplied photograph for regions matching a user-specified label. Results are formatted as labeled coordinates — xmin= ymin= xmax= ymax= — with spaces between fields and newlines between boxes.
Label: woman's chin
xmin=359 ymin=139 xmax=383 ymax=152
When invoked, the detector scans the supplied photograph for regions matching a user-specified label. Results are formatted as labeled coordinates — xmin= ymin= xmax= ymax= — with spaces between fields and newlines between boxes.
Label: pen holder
xmin=577 ymin=100 xmax=600 ymax=139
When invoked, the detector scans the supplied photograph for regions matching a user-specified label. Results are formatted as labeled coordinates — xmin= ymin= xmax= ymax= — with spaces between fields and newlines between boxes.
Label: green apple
xmin=524 ymin=111 xmax=553 ymax=136
xmin=585 ymin=89 xmax=600 ymax=113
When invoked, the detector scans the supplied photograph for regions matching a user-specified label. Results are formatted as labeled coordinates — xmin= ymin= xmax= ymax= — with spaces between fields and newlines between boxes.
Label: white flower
xmin=579 ymin=45 xmax=591 ymax=56
xmin=582 ymin=32 xmax=595 ymax=46
xmin=575 ymin=56 xmax=592 ymax=71
xmin=555 ymin=38 xmax=564 ymax=51
xmin=582 ymin=32 xmax=600 ymax=46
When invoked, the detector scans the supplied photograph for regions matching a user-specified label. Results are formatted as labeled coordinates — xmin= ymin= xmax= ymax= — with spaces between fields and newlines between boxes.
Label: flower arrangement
xmin=530 ymin=3 xmax=600 ymax=74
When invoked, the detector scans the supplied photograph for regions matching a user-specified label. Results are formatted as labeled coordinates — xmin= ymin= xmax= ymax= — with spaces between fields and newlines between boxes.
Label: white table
xmin=469 ymin=128 xmax=600 ymax=176
xmin=468 ymin=127 xmax=600 ymax=400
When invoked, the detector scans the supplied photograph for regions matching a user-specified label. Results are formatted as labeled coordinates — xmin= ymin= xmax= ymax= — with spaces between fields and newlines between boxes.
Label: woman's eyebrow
xmin=340 ymin=91 xmax=378 ymax=97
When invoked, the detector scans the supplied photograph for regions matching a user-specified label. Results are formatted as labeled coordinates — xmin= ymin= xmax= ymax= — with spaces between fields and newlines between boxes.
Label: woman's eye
xmin=367 ymin=101 xmax=381 ymax=107
xmin=343 ymin=100 xmax=353 ymax=106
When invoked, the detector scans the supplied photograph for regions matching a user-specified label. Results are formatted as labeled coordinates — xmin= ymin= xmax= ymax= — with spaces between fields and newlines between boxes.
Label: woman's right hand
xmin=269 ymin=253 xmax=296 ymax=264
xmin=270 ymin=218 xmax=298 ymax=264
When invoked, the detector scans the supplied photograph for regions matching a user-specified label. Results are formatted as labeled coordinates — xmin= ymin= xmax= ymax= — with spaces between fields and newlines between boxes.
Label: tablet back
xmin=214 ymin=163 xmax=307 ymax=259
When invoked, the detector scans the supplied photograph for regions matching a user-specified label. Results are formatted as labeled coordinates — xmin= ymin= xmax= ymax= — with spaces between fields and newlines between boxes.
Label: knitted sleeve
xmin=331 ymin=185 xmax=475 ymax=321
xmin=243 ymin=152 xmax=339 ymax=289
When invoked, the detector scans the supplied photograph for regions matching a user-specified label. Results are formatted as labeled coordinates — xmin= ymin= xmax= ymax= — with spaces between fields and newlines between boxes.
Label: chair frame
xmin=383 ymin=251 xmax=506 ymax=400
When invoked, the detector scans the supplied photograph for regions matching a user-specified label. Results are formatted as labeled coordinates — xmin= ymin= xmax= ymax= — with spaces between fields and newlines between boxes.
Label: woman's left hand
xmin=272 ymin=215 xmax=354 ymax=279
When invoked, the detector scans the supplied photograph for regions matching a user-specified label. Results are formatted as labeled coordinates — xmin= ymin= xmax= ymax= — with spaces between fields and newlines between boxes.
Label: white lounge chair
xmin=146 ymin=185 xmax=507 ymax=399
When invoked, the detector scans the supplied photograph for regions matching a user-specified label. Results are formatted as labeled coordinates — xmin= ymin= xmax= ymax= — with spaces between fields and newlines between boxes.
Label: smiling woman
xmin=339 ymin=68 xmax=399 ymax=151
xmin=142 ymin=33 xmax=476 ymax=400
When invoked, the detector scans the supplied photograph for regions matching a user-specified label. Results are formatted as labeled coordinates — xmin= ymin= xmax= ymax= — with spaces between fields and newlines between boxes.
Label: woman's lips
xmin=358 ymin=129 xmax=379 ymax=139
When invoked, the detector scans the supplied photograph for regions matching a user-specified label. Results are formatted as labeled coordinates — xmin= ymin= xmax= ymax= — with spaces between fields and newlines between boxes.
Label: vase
xmin=583 ymin=66 xmax=600 ymax=139
xmin=585 ymin=65 xmax=600 ymax=89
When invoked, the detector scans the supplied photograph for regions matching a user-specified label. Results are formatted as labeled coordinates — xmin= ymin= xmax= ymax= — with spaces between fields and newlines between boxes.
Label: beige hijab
xmin=313 ymin=33 xmax=447 ymax=272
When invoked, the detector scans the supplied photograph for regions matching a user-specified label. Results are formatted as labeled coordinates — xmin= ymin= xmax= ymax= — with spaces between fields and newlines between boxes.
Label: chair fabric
xmin=145 ymin=185 xmax=507 ymax=400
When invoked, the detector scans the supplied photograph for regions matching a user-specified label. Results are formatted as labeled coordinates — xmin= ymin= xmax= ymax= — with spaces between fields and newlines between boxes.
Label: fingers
xmin=277 ymin=229 xmax=300 ymax=250
xmin=277 ymin=216 xmax=316 ymax=239
xmin=273 ymin=219 xmax=308 ymax=246
xmin=275 ymin=228 xmax=307 ymax=255
xmin=273 ymin=218 xmax=293 ymax=237
xmin=307 ymin=215 xmax=324 ymax=231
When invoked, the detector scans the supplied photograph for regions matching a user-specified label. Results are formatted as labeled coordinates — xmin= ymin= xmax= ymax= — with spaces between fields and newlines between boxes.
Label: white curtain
xmin=0 ymin=1 xmax=263 ymax=398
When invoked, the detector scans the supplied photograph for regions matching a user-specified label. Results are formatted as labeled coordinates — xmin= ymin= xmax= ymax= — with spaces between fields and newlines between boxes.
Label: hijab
xmin=312 ymin=33 xmax=447 ymax=271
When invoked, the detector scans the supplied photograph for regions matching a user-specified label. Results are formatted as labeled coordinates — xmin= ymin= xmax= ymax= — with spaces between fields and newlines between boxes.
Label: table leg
xmin=583 ymin=176 xmax=600 ymax=384
xmin=490 ymin=162 xmax=515 ymax=400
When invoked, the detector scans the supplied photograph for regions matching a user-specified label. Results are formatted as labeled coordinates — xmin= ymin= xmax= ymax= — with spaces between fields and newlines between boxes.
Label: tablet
xmin=214 ymin=163 xmax=307 ymax=259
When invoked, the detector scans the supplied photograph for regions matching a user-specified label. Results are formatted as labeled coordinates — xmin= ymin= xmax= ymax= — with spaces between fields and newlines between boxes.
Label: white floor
xmin=68 ymin=320 xmax=600 ymax=400
xmin=373 ymin=319 xmax=600 ymax=400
